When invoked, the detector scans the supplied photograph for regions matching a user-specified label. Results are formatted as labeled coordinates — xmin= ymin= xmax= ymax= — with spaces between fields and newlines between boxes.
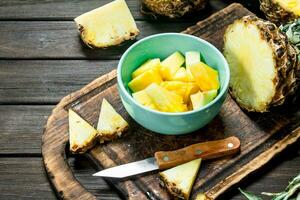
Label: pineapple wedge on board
xmin=159 ymin=158 xmax=202 ymax=200
xmin=69 ymin=109 xmax=98 ymax=154
xmin=74 ymin=0 xmax=139 ymax=48
xmin=97 ymin=99 xmax=129 ymax=143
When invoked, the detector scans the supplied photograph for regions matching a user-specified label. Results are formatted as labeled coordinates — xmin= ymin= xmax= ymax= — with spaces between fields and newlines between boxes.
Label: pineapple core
xmin=224 ymin=22 xmax=277 ymax=111
xmin=97 ymin=98 xmax=128 ymax=142
xmin=160 ymin=158 xmax=202 ymax=200
xmin=69 ymin=109 xmax=98 ymax=154
xmin=74 ymin=0 xmax=139 ymax=48
xmin=273 ymin=0 xmax=300 ymax=15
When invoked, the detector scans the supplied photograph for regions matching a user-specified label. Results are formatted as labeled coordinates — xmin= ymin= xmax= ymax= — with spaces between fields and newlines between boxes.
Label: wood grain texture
xmin=0 ymin=21 xmax=192 ymax=59
xmin=0 ymin=105 xmax=53 ymax=155
xmin=0 ymin=60 xmax=117 ymax=104
xmin=0 ymin=157 xmax=121 ymax=200
xmin=37 ymin=3 xmax=298 ymax=200
xmin=0 ymin=0 xmax=229 ymax=21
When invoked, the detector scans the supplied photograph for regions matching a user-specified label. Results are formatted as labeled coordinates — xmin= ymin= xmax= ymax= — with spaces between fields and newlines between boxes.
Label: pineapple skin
xmin=260 ymin=0 xmax=299 ymax=24
xmin=142 ymin=0 xmax=208 ymax=18
xmin=224 ymin=15 xmax=298 ymax=112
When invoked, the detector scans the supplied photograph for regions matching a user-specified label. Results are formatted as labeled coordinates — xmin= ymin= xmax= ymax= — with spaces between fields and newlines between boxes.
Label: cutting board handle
xmin=154 ymin=136 xmax=240 ymax=170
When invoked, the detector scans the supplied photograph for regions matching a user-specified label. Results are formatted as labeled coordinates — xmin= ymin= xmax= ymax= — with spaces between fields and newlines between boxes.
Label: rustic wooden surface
xmin=0 ymin=0 xmax=299 ymax=200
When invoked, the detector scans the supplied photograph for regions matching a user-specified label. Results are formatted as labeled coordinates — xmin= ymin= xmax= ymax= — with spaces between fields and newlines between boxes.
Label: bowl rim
xmin=117 ymin=32 xmax=230 ymax=116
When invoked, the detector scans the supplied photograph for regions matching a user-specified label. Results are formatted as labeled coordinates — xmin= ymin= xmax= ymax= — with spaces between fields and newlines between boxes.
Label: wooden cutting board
xmin=42 ymin=3 xmax=300 ymax=200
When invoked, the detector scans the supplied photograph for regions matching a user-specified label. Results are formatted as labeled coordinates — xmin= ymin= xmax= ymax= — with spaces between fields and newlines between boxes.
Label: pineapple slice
xmin=132 ymin=90 xmax=158 ymax=110
xmin=260 ymin=0 xmax=300 ymax=23
xmin=160 ymin=51 xmax=185 ymax=80
xmin=145 ymin=83 xmax=187 ymax=112
xmin=159 ymin=159 xmax=202 ymax=200
xmin=189 ymin=62 xmax=220 ymax=91
xmin=132 ymin=58 xmax=161 ymax=79
xmin=172 ymin=67 xmax=189 ymax=82
xmin=97 ymin=99 xmax=128 ymax=142
xmin=128 ymin=68 xmax=163 ymax=92
xmin=223 ymin=16 xmax=298 ymax=112
xmin=69 ymin=109 xmax=98 ymax=154
xmin=74 ymin=0 xmax=139 ymax=48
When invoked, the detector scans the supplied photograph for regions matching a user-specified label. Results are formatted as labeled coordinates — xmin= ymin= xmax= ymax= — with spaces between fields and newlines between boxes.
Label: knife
xmin=93 ymin=136 xmax=240 ymax=178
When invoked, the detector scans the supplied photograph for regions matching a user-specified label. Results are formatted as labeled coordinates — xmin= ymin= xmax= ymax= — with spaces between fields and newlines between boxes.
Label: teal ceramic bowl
xmin=117 ymin=33 xmax=229 ymax=135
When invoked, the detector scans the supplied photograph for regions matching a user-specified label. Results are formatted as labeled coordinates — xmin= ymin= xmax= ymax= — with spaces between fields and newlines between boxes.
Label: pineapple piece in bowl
xmin=117 ymin=33 xmax=230 ymax=135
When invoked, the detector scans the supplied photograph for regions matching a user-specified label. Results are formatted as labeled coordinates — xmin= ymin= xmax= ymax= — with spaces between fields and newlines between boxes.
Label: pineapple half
xmin=159 ymin=158 xmax=202 ymax=200
xmin=223 ymin=15 xmax=299 ymax=112
xmin=97 ymin=99 xmax=129 ymax=143
xmin=69 ymin=109 xmax=98 ymax=154
xmin=74 ymin=0 xmax=139 ymax=48
xmin=260 ymin=0 xmax=300 ymax=24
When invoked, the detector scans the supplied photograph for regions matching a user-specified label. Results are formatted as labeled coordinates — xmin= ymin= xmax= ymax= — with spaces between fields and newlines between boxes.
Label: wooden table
xmin=0 ymin=0 xmax=299 ymax=199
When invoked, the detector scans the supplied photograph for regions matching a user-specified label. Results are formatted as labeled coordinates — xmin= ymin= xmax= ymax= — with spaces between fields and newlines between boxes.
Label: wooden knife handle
xmin=154 ymin=136 xmax=240 ymax=170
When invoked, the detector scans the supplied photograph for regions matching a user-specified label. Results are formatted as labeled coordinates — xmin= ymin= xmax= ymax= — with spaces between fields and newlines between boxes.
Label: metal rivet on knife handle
xmin=154 ymin=136 xmax=240 ymax=170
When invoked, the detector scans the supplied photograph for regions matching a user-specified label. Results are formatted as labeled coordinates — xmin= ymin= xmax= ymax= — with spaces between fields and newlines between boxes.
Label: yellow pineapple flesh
xmin=273 ymin=0 xmax=300 ymax=15
xmin=172 ymin=67 xmax=189 ymax=82
xmin=74 ymin=0 xmax=139 ymax=48
xmin=145 ymin=83 xmax=187 ymax=112
xmin=128 ymin=68 xmax=163 ymax=92
xmin=97 ymin=99 xmax=128 ymax=142
xmin=160 ymin=51 xmax=185 ymax=80
xmin=132 ymin=90 xmax=158 ymax=110
xmin=132 ymin=58 xmax=161 ymax=79
xmin=159 ymin=158 xmax=202 ymax=200
xmin=69 ymin=109 xmax=98 ymax=154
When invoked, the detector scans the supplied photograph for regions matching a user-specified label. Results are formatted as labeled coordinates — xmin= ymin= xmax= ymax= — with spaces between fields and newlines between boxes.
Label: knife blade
xmin=93 ymin=136 xmax=240 ymax=178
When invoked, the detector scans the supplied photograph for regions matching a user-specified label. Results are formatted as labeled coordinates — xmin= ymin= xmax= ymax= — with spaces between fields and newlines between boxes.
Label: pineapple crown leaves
xmin=239 ymin=173 xmax=300 ymax=200
xmin=280 ymin=19 xmax=300 ymax=60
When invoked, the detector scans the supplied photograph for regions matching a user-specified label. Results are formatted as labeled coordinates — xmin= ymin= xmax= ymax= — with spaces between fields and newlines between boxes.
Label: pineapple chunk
xmin=145 ymin=83 xmax=187 ymax=112
xmin=160 ymin=81 xmax=187 ymax=98
xmin=184 ymin=82 xmax=200 ymax=104
xmin=189 ymin=62 xmax=220 ymax=91
xmin=97 ymin=99 xmax=128 ymax=142
xmin=186 ymin=51 xmax=200 ymax=82
xmin=132 ymin=58 xmax=161 ymax=79
xmin=172 ymin=67 xmax=189 ymax=82
xmin=190 ymin=90 xmax=218 ymax=110
xmin=159 ymin=159 xmax=202 ymax=200
xmin=74 ymin=0 xmax=139 ymax=48
xmin=69 ymin=109 xmax=98 ymax=154
xmin=185 ymin=51 xmax=201 ymax=67
xmin=128 ymin=69 xmax=163 ymax=92
xmin=160 ymin=51 xmax=185 ymax=80
xmin=132 ymin=90 xmax=158 ymax=110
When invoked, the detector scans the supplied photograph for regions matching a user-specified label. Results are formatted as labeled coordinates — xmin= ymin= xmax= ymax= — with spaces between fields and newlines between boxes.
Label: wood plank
xmin=0 ymin=157 xmax=121 ymax=200
xmin=0 ymin=105 xmax=53 ymax=155
xmin=0 ymin=21 xmax=192 ymax=59
xmin=0 ymin=0 xmax=230 ymax=21
xmin=0 ymin=60 xmax=117 ymax=104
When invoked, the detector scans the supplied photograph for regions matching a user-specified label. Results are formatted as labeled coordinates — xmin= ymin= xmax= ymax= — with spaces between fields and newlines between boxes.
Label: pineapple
xmin=145 ymin=83 xmax=188 ymax=112
xmin=69 ymin=109 xmax=98 ymax=154
xmin=189 ymin=62 xmax=220 ymax=91
xmin=260 ymin=0 xmax=300 ymax=24
xmin=74 ymin=0 xmax=139 ymax=48
xmin=132 ymin=90 xmax=158 ymax=110
xmin=160 ymin=51 xmax=185 ymax=80
xmin=190 ymin=90 xmax=218 ymax=110
xmin=132 ymin=58 xmax=161 ymax=79
xmin=97 ymin=99 xmax=128 ymax=142
xmin=159 ymin=158 xmax=202 ymax=200
xmin=185 ymin=51 xmax=201 ymax=67
xmin=223 ymin=16 xmax=299 ymax=112
xmin=128 ymin=68 xmax=163 ymax=92
xmin=195 ymin=193 xmax=211 ymax=200
xmin=142 ymin=0 xmax=208 ymax=18
xmin=172 ymin=67 xmax=189 ymax=82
